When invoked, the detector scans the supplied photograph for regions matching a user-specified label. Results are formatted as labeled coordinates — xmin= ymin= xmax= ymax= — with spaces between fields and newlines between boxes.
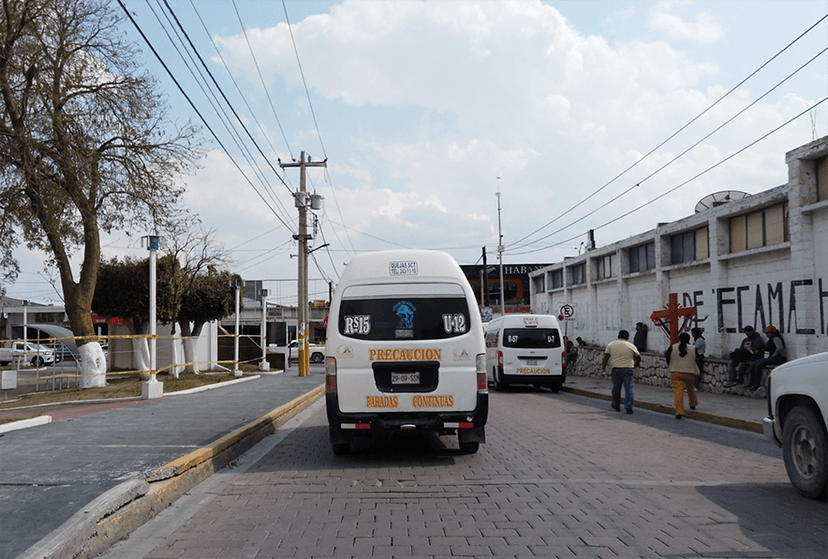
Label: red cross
xmin=650 ymin=293 xmax=696 ymax=345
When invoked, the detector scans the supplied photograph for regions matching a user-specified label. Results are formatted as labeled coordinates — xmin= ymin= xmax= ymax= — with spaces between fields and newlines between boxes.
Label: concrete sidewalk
xmin=561 ymin=375 xmax=767 ymax=433
xmin=0 ymin=368 xmax=768 ymax=559
xmin=0 ymin=368 xmax=327 ymax=559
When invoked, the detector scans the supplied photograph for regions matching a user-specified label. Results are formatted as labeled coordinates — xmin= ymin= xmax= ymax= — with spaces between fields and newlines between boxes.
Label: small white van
xmin=484 ymin=314 xmax=564 ymax=392
xmin=325 ymin=250 xmax=488 ymax=455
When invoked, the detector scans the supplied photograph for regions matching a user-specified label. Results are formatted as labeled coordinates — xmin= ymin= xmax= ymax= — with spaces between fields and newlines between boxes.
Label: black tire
xmin=31 ymin=356 xmax=44 ymax=367
xmin=310 ymin=352 xmax=324 ymax=364
xmin=332 ymin=442 xmax=350 ymax=456
xmin=493 ymin=367 xmax=506 ymax=392
xmin=781 ymin=405 xmax=828 ymax=500
xmin=549 ymin=380 xmax=562 ymax=393
xmin=459 ymin=441 xmax=479 ymax=454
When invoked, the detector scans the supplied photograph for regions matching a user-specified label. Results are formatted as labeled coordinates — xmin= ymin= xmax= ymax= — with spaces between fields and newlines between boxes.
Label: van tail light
xmin=325 ymin=356 xmax=337 ymax=393
xmin=476 ymin=353 xmax=488 ymax=393
xmin=497 ymin=350 xmax=503 ymax=368
xmin=561 ymin=350 xmax=566 ymax=367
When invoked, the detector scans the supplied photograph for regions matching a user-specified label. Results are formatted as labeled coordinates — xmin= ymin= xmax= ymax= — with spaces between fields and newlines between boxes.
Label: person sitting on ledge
xmin=724 ymin=325 xmax=765 ymax=388
xmin=745 ymin=325 xmax=787 ymax=391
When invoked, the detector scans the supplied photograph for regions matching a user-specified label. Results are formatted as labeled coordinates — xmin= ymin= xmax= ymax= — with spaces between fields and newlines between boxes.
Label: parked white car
xmin=763 ymin=351 xmax=828 ymax=500
xmin=0 ymin=341 xmax=56 ymax=367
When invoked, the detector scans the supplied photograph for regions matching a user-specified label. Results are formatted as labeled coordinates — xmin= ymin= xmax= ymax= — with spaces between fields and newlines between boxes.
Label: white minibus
xmin=325 ymin=250 xmax=488 ymax=455
xmin=484 ymin=314 xmax=564 ymax=392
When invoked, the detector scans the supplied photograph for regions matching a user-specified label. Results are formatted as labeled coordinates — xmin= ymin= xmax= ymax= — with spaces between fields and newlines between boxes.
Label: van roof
xmin=339 ymin=250 xmax=466 ymax=285
xmin=486 ymin=314 xmax=560 ymax=327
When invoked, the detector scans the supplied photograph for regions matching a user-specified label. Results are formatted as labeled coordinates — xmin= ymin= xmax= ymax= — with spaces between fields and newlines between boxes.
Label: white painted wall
xmin=531 ymin=136 xmax=828 ymax=361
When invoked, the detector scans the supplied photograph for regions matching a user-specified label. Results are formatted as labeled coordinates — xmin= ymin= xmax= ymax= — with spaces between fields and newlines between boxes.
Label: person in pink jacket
xmin=665 ymin=332 xmax=700 ymax=419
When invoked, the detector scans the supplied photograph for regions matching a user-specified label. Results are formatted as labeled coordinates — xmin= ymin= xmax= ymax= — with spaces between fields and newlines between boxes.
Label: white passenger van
xmin=484 ymin=314 xmax=564 ymax=392
xmin=325 ymin=250 xmax=488 ymax=455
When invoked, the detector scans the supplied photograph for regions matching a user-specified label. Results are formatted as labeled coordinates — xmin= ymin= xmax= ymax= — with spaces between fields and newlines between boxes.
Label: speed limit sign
xmin=560 ymin=304 xmax=575 ymax=319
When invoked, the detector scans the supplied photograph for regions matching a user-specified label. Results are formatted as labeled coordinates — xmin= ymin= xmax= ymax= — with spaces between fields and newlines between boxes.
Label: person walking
xmin=691 ymin=327 xmax=705 ymax=389
xmin=601 ymin=329 xmax=641 ymax=414
xmin=665 ymin=332 xmax=700 ymax=419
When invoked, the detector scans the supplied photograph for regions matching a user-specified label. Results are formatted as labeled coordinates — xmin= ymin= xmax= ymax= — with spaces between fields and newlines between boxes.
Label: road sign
xmin=560 ymin=304 xmax=575 ymax=319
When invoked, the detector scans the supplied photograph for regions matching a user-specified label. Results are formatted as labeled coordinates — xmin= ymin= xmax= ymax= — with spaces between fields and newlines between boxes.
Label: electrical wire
xmin=508 ymin=94 xmax=828 ymax=257
xmin=147 ymin=0 xmax=283 ymax=220
xmin=231 ymin=0 xmax=296 ymax=163
xmin=509 ymin=12 xmax=828 ymax=250
xmin=281 ymin=0 xmax=327 ymax=160
xmin=509 ymin=42 xmax=828 ymax=253
xmin=118 ymin=0 xmax=295 ymax=233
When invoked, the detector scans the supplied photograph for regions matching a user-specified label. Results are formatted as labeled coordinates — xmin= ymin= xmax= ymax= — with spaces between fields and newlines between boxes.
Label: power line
xmin=118 ymin=0 xmax=295 ymax=233
xmin=281 ymin=0 xmax=327 ymax=160
xmin=230 ymin=0 xmax=296 ymax=162
xmin=509 ymin=41 xmax=828 ymax=253
xmin=509 ymin=11 xmax=828 ymax=250
xmin=509 ymin=94 xmax=828 ymax=257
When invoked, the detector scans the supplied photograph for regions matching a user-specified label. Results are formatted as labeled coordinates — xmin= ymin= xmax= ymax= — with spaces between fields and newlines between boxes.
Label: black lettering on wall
xmin=753 ymin=285 xmax=766 ymax=331
xmin=788 ymin=279 xmax=816 ymax=335
xmin=736 ymin=286 xmax=750 ymax=330
xmin=685 ymin=290 xmax=707 ymax=330
xmin=717 ymin=287 xmax=736 ymax=333
xmin=820 ymin=278 xmax=828 ymax=335
xmin=768 ymin=282 xmax=785 ymax=333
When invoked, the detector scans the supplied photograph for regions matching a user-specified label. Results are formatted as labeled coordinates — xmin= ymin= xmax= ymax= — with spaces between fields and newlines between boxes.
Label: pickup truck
xmin=0 ymin=341 xmax=57 ymax=367
xmin=763 ymin=351 xmax=828 ymax=500
xmin=287 ymin=339 xmax=326 ymax=364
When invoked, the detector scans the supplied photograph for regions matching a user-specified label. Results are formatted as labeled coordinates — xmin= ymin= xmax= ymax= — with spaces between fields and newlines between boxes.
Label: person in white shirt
xmin=601 ymin=330 xmax=641 ymax=414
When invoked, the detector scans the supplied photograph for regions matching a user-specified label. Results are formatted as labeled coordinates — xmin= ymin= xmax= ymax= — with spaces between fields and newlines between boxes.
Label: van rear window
xmin=339 ymin=296 xmax=471 ymax=341
xmin=503 ymin=328 xmax=561 ymax=348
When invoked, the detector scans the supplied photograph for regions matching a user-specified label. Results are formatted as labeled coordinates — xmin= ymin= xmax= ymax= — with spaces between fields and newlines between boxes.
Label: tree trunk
xmin=57 ymin=219 xmax=105 ymax=388
xmin=179 ymin=320 xmax=206 ymax=374
xmin=132 ymin=336 xmax=151 ymax=381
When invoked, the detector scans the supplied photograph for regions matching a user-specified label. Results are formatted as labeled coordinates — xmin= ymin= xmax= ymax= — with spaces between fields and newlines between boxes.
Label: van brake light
xmin=476 ymin=353 xmax=488 ymax=393
xmin=325 ymin=356 xmax=337 ymax=393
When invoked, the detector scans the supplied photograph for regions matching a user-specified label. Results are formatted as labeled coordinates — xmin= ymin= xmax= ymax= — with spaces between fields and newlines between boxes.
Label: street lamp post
xmin=142 ymin=235 xmax=163 ymax=399
xmin=496 ymin=184 xmax=506 ymax=316
xmin=260 ymin=288 xmax=269 ymax=371
xmin=234 ymin=278 xmax=242 ymax=377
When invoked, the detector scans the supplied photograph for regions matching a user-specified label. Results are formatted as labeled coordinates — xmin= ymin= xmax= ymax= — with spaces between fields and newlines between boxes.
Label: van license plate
xmin=526 ymin=359 xmax=538 ymax=366
xmin=392 ymin=372 xmax=420 ymax=384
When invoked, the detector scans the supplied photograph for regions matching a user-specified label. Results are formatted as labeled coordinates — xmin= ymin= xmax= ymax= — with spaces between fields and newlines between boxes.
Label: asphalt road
xmin=99 ymin=386 xmax=826 ymax=559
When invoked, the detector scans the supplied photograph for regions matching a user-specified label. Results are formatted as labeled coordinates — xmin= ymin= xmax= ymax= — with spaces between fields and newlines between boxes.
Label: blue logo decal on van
xmin=393 ymin=301 xmax=416 ymax=330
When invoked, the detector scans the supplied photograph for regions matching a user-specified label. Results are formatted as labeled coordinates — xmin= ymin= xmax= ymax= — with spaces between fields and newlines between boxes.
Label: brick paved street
xmin=105 ymin=389 xmax=826 ymax=559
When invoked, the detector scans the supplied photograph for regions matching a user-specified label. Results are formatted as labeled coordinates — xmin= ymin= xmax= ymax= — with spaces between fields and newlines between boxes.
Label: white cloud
xmin=649 ymin=2 xmax=726 ymax=45
xmin=7 ymin=0 xmax=827 ymax=303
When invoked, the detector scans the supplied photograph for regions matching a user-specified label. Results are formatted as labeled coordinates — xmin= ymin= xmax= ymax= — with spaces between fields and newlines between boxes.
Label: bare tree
xmin=164 ymin=223 xmax=234 ymax=376
xmin=0 ymin=0 xmax=204 ymax=386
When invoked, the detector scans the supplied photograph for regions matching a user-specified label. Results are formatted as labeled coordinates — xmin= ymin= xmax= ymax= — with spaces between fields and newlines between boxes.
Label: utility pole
xmin=281 ymin=151 xmax=326 ymax=377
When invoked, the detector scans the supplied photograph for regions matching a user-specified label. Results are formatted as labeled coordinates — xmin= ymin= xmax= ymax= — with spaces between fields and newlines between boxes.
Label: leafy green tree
xmin=93 ymin=241 xmax=238 ymax=377
xmin=177 ymin=269 xmax=239 ymax=374
xmin=0 ymin=0 xmax=203 ymax=386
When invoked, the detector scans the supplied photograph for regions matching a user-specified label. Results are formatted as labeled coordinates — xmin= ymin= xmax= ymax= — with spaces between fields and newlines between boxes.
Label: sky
xmin=5 ymin=0 xmax=828 ymax=309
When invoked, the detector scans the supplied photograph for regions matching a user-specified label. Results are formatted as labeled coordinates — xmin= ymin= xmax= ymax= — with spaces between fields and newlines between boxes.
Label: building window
xmin=550 ymin=269 xmax=563 ymax=289
xmin=628 ymin=242 xmax=655 ymax=273
xmin=533 ymin=275 xmax=545 ymax=293
xmin=670 ymin=226 xmax=708 ymax=265
xmin=730 ymin=203 xmax=788 ymax=253
xmin=818 ymin=156 xmax=828 ymax=202
xmin=569 ymin=263 xmax=585 ymax=285
xmin=597 ymin=254 xmax=613 ymax=280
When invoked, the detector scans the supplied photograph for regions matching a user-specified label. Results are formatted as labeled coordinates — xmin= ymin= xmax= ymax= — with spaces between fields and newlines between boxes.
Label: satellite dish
xmin=694 ymin=190 xmax=750 ymax=213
